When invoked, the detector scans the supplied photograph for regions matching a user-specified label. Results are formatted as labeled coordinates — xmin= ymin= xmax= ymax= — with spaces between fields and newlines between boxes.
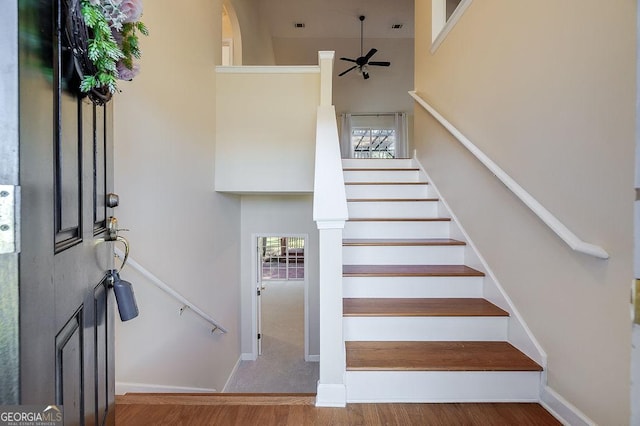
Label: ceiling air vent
xmin=391 ymin=24 xmax=403 ymax=29
xmin=294 ymin=22 xmax=305 ymax=29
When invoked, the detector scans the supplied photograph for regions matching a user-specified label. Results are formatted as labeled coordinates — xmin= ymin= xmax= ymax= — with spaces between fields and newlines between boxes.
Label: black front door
xmin=13 ymin=1 xmax=116 ymax=424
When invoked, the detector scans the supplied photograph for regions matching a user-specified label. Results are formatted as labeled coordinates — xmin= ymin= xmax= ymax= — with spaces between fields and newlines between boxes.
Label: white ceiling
xmin=258 ymin=0 xmax=415 ymax=39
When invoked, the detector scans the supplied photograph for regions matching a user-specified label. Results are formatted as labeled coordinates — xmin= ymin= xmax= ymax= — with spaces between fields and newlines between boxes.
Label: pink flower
xmin=116 ymin=61 xmax=140 ymax=80
xmin=120 ymin=0 xmax=143 ymax=23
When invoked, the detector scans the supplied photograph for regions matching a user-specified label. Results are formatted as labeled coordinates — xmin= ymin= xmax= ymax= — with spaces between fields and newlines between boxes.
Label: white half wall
xmin=215 ymin=69 xmax=320 ymax=193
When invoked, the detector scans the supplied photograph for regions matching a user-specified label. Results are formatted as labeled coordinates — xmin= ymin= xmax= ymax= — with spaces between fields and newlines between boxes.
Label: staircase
xmin=341 ymin=158 xmax=543 ymax=403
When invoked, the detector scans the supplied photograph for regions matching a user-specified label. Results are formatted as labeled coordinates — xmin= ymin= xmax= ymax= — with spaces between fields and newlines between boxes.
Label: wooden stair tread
xmin=348 ymin=217 xmax=450 ymax=222
xmin=343 ymin=238 xmax=465 ymax=247
xmin=347 ymin=198 xmax=438 ymax=202
xmin=116 ymin=393 xmax=317 ymax=406
xmin=343 ymin=298 xmax=508 ymax=317
xmin=345 ymin=182 xmax=427 ymax=185
xmin=343 ymin=264 xmax=485 ymax=277
xmin=346 ymin=341 xmax=542 ymax=372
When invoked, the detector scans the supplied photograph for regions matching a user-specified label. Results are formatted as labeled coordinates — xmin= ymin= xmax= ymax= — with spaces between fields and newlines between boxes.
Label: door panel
xmin=55 ymin=309 xmax=83 ymax=425
xmin=17 ymin=1 xmax=116 ymax=424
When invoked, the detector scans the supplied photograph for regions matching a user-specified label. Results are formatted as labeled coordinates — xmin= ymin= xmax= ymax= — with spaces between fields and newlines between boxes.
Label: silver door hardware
xmin=0 ymin=185 xmax=20 ymax=254
xmin=106 ymin=193 xmax=119 ymax=208
xmin=634 ymin=280 xmax=640 ymax=325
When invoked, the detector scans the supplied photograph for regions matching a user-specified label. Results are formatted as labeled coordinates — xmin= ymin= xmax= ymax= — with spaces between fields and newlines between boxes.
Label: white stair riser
xmin=343 ymin=276 xmax=484 ymax=299
xmin=345 ymin=371 xmax=541 ymax=403
xmin=346 ymin=184 xmax=432 ymax=199
xmin=342 ymin=159 xmax=414 ymax=169
xmin=343 ymin=316 xmax=507 ymax=341
xmin=348 ymin=201 xmax=438 ymax=218
xmin=343 ymin=245 xmax=464 ymax=265
xmin=343 ymin=170 xmax=422 ymax=183
xmin=343 ymin=221 xmax=450 ymax=239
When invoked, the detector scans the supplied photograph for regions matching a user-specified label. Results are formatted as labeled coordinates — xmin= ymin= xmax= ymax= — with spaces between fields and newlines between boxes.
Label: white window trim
xmin=431 ymin=0 xmax=473 ymax=54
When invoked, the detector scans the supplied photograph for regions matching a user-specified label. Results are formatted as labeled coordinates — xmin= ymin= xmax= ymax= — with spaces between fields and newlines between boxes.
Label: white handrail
xmin=409 ymin=90 xmax=609 ymax=260
xmin=114 ymin=248 xmax=228 ymax=333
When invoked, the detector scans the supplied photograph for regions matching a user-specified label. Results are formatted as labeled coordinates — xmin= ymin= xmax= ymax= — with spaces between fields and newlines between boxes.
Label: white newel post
xmin=314 ymin=50 xmax=348 ymax=407
xmin=315 ymin=223 xmax=347 ymax=407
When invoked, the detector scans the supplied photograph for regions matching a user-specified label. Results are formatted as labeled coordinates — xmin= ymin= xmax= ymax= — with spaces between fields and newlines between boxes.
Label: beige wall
xmin=414 ymin=1 xmax=634 ymax=424
xmin=114 ymin=0 xmax=241 ymax=392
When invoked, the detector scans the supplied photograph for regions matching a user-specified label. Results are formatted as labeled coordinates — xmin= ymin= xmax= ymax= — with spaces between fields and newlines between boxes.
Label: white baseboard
xmin=315 ymin=382 xmax=346 ymax=407
xmin=116 ymin=381 xmax=216 ymax=395
xmin=540 ymin=386 xmax=596 ymax=426
xmin=221 ymin=356 xmax=243 ymax=393
xmin=306 ymin=354 xmax=320 ymax=362
xmin=241 ymin=352 xmax=256 ymax=361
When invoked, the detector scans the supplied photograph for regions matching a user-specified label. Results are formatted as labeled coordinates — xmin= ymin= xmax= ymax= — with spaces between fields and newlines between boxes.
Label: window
xmin=431 ymin=0 xmax=473 ymax=53
xmin=351 ymin=128 xmax=396 ymax=159
xmin=340 ymin=113 xmax=408 ymax=159
xmin=259 ymin=237 xmax=304 ymax=281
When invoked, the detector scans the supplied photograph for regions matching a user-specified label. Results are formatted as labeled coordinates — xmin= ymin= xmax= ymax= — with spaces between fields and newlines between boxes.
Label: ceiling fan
xmin=339 ymin=15 xmax=391 ymax=80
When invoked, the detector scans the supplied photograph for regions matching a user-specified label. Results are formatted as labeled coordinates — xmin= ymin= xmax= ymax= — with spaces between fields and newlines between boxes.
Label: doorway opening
xmin=222 ymin=1 xmax=242 ymax=65
xmin=224 ymin=234 xmax=317 ymax=393
xmin=255 ymin=235 xmax=309 ymax=360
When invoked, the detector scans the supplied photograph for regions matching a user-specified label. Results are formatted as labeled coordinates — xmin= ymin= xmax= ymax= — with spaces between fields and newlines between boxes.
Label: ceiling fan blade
xmin=363 ymin=48 xmax=378 ymax=62
xmin=338 ymin=65 xmax=358 ymax=76
xmin=369 ymin=61 xmax=390 ymax=67
xmin=340 ymin=57 xmax=358 ymax=63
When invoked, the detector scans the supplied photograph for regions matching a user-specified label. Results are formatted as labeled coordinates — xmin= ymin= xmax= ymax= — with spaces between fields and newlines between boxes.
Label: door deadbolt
xmin=106 ymin=193 xmax=120 ymax=208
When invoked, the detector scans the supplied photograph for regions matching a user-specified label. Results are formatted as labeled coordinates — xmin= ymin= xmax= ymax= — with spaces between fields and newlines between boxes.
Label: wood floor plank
xmin=343 ymin=298 xmax=509 ymax=317
xmin=342 ymin=238 xmax=465 ymax=246
xmin=116 ymin=402 xmax=560 ymax=425
xmin=346 ymin=341 xmax=543 ymax=371
xmin=343 ymin=264 xmax=485 ymax=277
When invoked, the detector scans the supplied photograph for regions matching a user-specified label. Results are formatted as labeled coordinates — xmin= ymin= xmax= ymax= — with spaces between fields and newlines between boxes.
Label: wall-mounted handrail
xmin=409 ymin=90 xmax=609 ymax=260
xmin=114 ymin=248 xmax=228 ymax=333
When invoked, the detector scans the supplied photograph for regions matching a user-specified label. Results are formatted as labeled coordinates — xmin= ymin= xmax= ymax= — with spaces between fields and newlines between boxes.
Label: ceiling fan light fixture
xmin=338 ymin=15 xmax=391 ymax=80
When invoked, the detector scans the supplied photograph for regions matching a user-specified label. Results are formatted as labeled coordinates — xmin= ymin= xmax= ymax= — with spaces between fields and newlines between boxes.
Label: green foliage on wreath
xmin=120 ymin=21 xmax=149 ymax=70
xmin=79 ymin=0 xmax=123 ymax=93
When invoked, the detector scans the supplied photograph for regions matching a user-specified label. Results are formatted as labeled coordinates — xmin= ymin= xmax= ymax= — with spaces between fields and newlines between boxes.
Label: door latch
xmin=0 ymin=185 xmax=20 ymax=254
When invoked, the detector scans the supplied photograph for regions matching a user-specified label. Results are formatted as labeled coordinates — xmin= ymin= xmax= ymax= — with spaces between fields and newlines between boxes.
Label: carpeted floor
xmin=224 ymin=280 xmax=319 ymax=393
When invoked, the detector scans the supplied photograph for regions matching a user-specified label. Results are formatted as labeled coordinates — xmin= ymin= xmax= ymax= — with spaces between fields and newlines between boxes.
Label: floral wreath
xmin=69 ymin=0 xmax=148 ymax=104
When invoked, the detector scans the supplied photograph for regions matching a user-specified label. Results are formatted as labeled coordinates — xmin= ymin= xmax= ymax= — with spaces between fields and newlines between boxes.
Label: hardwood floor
xmin=116 ymin=394 xmax=561 ymax=425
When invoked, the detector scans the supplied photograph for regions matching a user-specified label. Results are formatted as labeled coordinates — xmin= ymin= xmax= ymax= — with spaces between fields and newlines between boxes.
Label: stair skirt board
xmin=343 ymin=316 xmax=508 ymax=341
xmin=343 ymin=245 xmax=465 ymax=265
xmin=344 ymin=221 xmax=450 ymax=239
xmin=412 ymin=156 xmax=547 ymax=368
xmin=347 ymin=201 xmax=439 ymax=218
xmin=344 ymin=371 xmax=541 ymax=403
xmin=343 ymin=276 xmax=484 ymax=298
